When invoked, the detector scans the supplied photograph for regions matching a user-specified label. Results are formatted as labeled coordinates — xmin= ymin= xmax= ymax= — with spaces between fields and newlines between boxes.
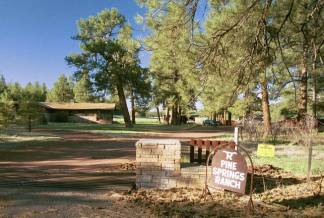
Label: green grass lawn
xmin=113 ymin=116 xmax=161 ymax=125
xmin=34 ymin=117 xmax=197 ymax=134
xmin=253 ymin=155 xmax=324 ymax=176
xmin=252 ymin=144 xmax=324 ymax=176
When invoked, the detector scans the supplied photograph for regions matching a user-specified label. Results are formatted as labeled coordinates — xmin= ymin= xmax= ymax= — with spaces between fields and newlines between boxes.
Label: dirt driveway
xmin=0 ymin=127 xmax=232 ymax=217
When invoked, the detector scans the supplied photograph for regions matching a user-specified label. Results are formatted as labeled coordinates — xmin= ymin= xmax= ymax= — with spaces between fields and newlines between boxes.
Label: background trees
xmin=17 ymin=82 xmax=47 ymax=131
xmin=47 ymin=74 xmax=74 ymax=102
xmin=139 ymin=0 xmax=324 ymax=131
xmin=0 ymin=89 xmax=14 ymax=131
xmin=0 ymin=76 xmax=47 ymax=132
xmin=139 ymin=0 xmax=202 ymax=125
xmin=73 ymin=73 xmax=94 ymax=103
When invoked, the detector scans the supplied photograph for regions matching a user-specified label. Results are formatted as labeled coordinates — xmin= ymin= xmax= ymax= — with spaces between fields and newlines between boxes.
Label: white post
xmin=234 ymin=127 xmax=239 ymax=150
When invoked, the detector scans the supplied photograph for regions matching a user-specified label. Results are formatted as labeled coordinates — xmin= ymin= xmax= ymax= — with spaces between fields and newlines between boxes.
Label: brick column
xmin=135 ymin=139 xmax=181 ymax=189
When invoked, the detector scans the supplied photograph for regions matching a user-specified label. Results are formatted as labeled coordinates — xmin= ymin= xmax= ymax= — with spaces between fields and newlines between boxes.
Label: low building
xmin=40 ymin=102 xmax=115 ymax=124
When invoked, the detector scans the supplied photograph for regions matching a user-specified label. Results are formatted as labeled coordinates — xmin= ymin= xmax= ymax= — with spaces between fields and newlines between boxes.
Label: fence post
xmin=234 ymin=127 xmax=239 ymax=150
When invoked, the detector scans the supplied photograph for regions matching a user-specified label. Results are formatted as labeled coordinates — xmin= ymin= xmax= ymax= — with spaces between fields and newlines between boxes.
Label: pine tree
xmin=0 ymin=75 xmax=6 ymax=94
xmin=47 ymin=74 xmax=74 ymax=102
xmin=6 ymin=82 xmax=23 ymax=102
xmin=0 ymin=90 xmax=14 ymax=130
xmin=66 ymin=9 xmax=141 ymax=127
xmin=17 ymin=82 xmax=47 ymax=132
xmin=128 ymin=66 xmax=151 ymax=124
xmin=73 ymin=73 xmax=93 ymax=102
xmin=140 ymin=1 xmax=202 ymax=125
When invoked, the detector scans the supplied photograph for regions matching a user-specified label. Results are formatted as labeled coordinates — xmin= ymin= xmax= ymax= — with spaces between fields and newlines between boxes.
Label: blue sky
xmin=0 ymin=0 xmax=149 ymax=88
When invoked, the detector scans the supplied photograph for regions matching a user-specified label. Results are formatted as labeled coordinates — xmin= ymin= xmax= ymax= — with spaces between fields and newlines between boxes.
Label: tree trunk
xmin=298 ymin=51 xmax=308 ymax=120
xmin=116 ymin=80 xmax=132 ymax=128
xmin=131 ymin=90 xmax=136 ymax=125
xmin=28 ymin=115 xmax=32 ymax=132
xmin=178 ymin=106 xmax=182 ymax=124
xmin=156 ymin=106 xmax=161 ymax=123
xmin=312 ymin=65 xmax=317 ymax=119
xmin=260 ymin=72 xmax=271 ymax=137
xmin=171 ymin=105 xmax=177 ymax=125
xmin=244 ymin=89 xmax=251 ymax=117
xmin=171 ymin=98 xmax=180 ymax=125
xmin=223 ymin=110 xmax=227 ymax=125
xmin=307 ymin=139 xmax=313 ymax=182
xmin=213 ymin=112 xmax=216 ymax=121
xmin=166 ymin=107 xmax=170 ymax=125
xmin=311 ymin=46 xmax=317 ymax=120
xmin=220 ymin=113 xmax=225 ymax=125
xmin=171 ymin=70 xmax=180 ymax=125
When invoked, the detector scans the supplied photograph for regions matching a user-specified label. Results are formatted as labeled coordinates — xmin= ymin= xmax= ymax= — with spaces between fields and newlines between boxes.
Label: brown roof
xmin=40 ymin=102 xmax=115 ymax=110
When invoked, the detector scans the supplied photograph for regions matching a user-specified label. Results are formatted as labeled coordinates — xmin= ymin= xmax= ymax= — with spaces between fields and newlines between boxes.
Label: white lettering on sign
xmin=215 ymin=176 xmax=241 ymax=189
xmin=213 ymin=168 xmax=245 ymax=181
xmin=220 ymin=160 xmax=237 ymax=170
xmin=223 ymin=150 xmax=237 ymax=161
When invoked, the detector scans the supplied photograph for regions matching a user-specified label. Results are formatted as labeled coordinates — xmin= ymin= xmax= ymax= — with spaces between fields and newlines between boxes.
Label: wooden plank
xmin=198 ymin=146 xmax=202 ymax=164
xmin=190 ymin=144 xmax=195 ymax=163
xmin=197 ymin=140 xmax=203 ymax=164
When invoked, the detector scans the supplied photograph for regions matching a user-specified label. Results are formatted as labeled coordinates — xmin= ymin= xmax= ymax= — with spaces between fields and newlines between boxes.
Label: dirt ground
xmin=0 ymin=128 xmax=229 ymax=217
xmin=0 ymin=127 xmax=323 ymax=217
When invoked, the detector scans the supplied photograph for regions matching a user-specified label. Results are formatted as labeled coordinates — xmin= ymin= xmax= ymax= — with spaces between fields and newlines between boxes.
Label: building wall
xmin=45 ymin=109 xmax=113 ymax=124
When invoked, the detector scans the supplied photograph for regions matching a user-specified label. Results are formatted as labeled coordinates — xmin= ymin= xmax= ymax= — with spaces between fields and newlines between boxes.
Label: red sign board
xmin=211 ymin=148 xmax=248 ymax=194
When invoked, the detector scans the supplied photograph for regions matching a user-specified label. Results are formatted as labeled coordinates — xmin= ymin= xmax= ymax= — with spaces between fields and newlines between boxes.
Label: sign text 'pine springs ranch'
xmin=211 ymin=148 xmax=248 ymax=194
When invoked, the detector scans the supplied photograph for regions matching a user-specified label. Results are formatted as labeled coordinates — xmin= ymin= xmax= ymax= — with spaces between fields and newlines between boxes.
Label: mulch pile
xmin=114 ymin=164 xmax=324 ymax=217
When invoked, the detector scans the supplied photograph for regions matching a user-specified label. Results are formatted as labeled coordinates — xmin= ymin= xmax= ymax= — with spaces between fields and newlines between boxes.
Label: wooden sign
xmin=257 ymin=144 xmax=275 ymax=157
xmin=211 ymin=148 xmax=248 ymax=194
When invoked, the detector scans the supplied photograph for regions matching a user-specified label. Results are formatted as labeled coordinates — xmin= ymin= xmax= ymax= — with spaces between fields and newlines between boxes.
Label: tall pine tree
xmin=66 ymin=9 xmax=142 ymax=127
xmin=73 ymin=73 xmax=93 ymax=102
xmin=47 ymin=74 xmax=74 ymax=102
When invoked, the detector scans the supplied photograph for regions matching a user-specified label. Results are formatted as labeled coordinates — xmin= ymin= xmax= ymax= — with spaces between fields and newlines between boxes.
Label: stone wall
xmin=135 ymin=139 xmax=210 ymax=189
xmin=135 ymin=139 xmax=181 ymax=189
xmin=179 ymin=164 xmax=211 ymax=188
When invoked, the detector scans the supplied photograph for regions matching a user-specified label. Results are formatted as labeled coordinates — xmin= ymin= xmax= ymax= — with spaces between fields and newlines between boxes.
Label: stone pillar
xmin=135 ymin=139 xmax=181 ymax=189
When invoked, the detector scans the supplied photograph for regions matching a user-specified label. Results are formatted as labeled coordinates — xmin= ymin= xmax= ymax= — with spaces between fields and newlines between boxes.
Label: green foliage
xmin=271 ymin=86 xmax=299 ymax=121
xmin=15 ymin=82 xmax=48 ymax=130
xmin=24 ymin=82 xmax=47 ymax=102
xmin=0 ymin=77 xmax=48 ymax=130
xmin=0 ymin=90 xmax=15 ymax=129
xmin=140 ymin=1 xmax=202 ymax=124
xmin=73 ymin=73 xmax=94 ymax=102
xmin=47 ymin=74 xmax=74 ymax=102
xmin=66 ymin=8 xmax=139 ymax=90
xmin=6 ymin=82 xmax=23 ymax=102
xmin=129 ymin=67 xmax=152 ymax=114
xmin=0 ymin=75 xmax=6 ymax=94
xmin=229 ymin=93 xmax=261 ymax=119
xmin=139 ymin=0 xmax=324 ymax=127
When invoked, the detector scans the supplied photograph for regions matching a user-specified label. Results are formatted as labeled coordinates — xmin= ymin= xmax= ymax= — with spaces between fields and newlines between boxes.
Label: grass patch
xmin=113 ymin=116 xmax=161 ymax=125
xmin=253 ymin=156 xmax=324 ymax=175
xmin=252 ymin=144 xmax=324 ymax=176
xmin=35 ymin=121 xmax=197 ymax=134
xmin=0 ymin=131 xmax=61 ymax=143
